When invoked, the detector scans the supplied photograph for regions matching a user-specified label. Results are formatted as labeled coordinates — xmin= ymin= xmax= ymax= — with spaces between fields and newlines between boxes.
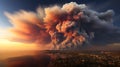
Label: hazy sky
xmin=0 ymin=0 xmax=120 ymax=51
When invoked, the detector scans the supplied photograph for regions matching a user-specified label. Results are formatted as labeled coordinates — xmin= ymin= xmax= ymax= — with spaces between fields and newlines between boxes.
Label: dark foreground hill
xmin=1 ymin=50 xmax=120 ymax=67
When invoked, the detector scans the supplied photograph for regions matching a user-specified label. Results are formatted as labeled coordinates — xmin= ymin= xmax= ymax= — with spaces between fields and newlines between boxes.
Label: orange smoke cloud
xmin=5 ymin=10 xmax=51 ymax=44
xmin=5 ymin=2 xmax=115 ymax=50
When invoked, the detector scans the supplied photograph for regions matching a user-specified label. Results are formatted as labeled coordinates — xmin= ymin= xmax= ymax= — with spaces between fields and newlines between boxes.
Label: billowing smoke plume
xmin=5 ymin=2 xmax=116 ymax=50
